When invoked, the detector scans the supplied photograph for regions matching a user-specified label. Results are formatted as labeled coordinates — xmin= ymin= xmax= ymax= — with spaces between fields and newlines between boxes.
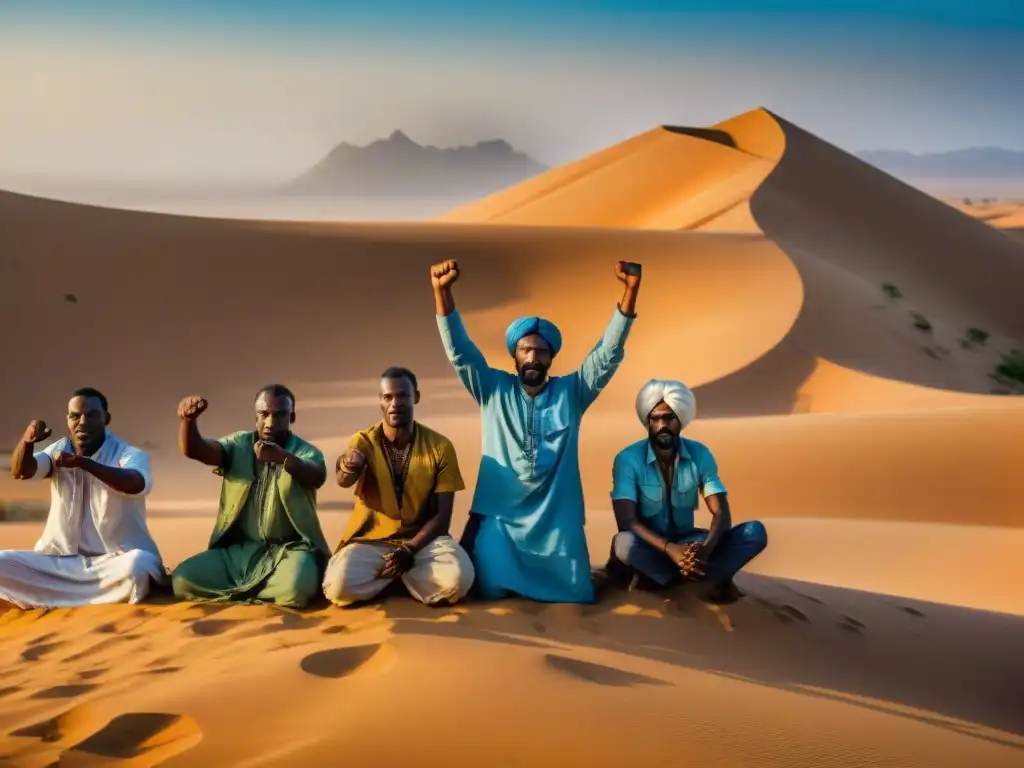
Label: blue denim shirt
xmin=610 ymin=437 xmax=727 ymax=536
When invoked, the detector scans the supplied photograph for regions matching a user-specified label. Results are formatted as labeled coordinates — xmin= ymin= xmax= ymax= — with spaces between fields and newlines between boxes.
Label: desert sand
xmin=1 ymin=107 xmax=1023 ymax=766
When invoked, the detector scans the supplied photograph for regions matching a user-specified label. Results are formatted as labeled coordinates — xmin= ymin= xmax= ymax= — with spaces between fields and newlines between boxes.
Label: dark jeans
xmin=608 ymin=521 xmax=768 ymax=589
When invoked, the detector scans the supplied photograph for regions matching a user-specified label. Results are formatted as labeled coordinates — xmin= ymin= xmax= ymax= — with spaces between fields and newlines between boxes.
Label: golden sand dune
xmin=2 ymin=107 xmax=1023 ymax=766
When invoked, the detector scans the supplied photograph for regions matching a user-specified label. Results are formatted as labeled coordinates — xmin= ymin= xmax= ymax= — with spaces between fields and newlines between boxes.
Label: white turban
xmin=635 ymin=379 xmax=696 ymax=429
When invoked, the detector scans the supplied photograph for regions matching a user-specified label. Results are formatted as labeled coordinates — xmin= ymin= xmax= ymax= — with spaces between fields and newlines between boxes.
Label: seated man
xmin=432 ymin=258 xmax=641 ymax=603
xmin=2 ymin=388 xmax=165 ymax=609
xmin=171 ymin=385 xmax=331 ymax=609
xmin=608 ymin=379 xmax=768 ymax=603
xmin=322 ymin=367 xmax=474 ymax=607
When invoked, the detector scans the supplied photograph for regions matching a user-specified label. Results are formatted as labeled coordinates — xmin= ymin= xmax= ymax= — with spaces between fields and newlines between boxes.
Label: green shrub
xmin=881 ymin=282 xmax=903 ymax=300
xmin=910 ymin=312 xmax=932 ymax=333
xmin=965 ymin=327 xmax=990 ymax=345
xmin=994 ymin=349 xmax=1024 ymax=386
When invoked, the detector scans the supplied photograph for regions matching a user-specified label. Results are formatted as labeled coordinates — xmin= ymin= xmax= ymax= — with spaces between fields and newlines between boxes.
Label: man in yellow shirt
xmin=322 ymin=367 xmax=475 ymax=607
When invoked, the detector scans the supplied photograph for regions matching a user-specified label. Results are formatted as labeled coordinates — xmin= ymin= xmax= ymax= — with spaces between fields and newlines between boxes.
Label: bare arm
xmin=11 ymin=440 xmax=44 ymax=480
xmin=405 ymin=491 xmax=455 ymax=552
xmin=283 ymin=450 xmax=327 ymax=490
xmin=700 ymin=493 xmax=732 ymax=558
xmin=613 ymin=498 xmax=672 ymax=554
xmin=11 ymin=420 xmax=52 ymax=480
xmin=79 ymin=459 xmax=146 ymax=495
xmin=178 ymin=417 xmax=225 ymax=467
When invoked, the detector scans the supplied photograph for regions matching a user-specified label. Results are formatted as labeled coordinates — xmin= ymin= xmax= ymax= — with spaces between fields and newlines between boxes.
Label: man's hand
xmin=22 ymin=420 xmax=52 ymax=445
xmin=339 ymin=448 xmax=367 ymax=475
xmin=665 ymin=542 xmax=707 ymax=580
xmin=254 ymin=440 xmax=288 ymax=465
xmin=177 ymin=396 xmax=208 ymax=421
xmin=615 ymin=261 xmax=642 ymax=288
xmin=379 ymin=545 xmax=415 ymax=579
xmin=53 ymin=451 xmax=83 ymax=469
xmin=430 ymin=259 xmax=459 ymax=289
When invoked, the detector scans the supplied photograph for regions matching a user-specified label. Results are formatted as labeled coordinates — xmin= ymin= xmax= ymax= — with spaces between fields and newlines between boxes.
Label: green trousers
xmin=171 ymin=540 xmax=321 ymax=608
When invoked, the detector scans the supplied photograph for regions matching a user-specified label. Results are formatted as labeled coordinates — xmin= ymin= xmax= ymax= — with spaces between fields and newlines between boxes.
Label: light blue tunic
xmin=437 ymin=307 xmax=634 ymax=603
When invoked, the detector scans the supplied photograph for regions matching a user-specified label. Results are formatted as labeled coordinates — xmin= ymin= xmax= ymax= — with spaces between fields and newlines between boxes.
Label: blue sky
xmin=0 ymin=1 xmax=1021 ymax=181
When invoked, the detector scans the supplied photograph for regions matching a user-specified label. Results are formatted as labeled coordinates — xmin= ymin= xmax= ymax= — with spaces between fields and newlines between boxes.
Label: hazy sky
xmin=1 ymin=0 xmax=1021 ymax=183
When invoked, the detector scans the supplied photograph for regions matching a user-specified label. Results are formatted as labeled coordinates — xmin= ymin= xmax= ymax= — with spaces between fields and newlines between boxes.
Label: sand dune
xmin=2 ymin=106 xmax=1023 ymax=766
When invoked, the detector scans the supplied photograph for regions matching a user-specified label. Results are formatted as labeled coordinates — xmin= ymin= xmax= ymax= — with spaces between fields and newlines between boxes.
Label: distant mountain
xmin=856 ymin=148 xmax=1024 ymax=179
xmin=285 ymin=130 xmax=548 ymax=197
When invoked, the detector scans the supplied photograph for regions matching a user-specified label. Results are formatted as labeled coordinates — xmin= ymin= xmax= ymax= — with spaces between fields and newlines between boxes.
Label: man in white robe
xmin=1 ymin=388 xmax=166 ymax=610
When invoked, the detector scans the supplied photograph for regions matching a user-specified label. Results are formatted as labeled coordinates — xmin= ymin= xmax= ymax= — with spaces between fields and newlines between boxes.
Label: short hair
xmin=380 ymin=366 xmax=418 ymax=392
xmin=71 ymin=387 xmax=108 ymax=412
xmin=255 ymin=384 xmax=296 ymax=410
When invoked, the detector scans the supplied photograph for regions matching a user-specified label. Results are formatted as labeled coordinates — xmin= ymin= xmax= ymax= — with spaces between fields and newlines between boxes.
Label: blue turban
xmin=505 ymin=316 xmax=563 ymax=357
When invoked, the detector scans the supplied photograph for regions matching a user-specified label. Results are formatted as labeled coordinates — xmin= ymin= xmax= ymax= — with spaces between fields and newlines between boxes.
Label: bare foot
xmin=700 ymin=580 xmax=745 ymax=605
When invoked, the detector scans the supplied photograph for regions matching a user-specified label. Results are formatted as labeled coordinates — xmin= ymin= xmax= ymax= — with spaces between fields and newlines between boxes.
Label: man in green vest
xmin=171 ymin=385 xmax=331 ymax=608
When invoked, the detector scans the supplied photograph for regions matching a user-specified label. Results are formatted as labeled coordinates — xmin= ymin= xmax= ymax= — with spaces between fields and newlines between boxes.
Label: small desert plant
xmin=880 ymin=282 xmax=903 ymax=300
xmin=910 ymin=312 xmax=932 ymax=333
xmin=992 ymin=349 xmax=1024 ymax=389
xmin=965 ymin=327 xmax=990 ymax=345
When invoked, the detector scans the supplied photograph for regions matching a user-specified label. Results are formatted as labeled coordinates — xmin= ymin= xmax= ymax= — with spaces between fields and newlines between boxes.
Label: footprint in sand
xmin=20 ymin=641 xmax=65 ymax=662
xmin=27 ymin=631 xmax=60 ymax=646
xmin=63 ymin=712 xmax=203 ymax=763
xmin=76 ymin=669 xmax=107 ymax=681
xmin=837 ymin=616 xmax=866 ymax=636
xmin=237 ymin=613 xmax=326 ymax=638
xmin=775 ymin=605 xmax=811 ymax=625
xmin=900 ymin=605 xmax=926 ymax=617
xmin=189 ymin=618 xmax=249 ymax=637
xmin=300 ymin=642 xmax=397 ymax=679
xmin=543 ymin=654 xmax=670 ymax=687
xmin=31 ymin=684 xmax=99 ymax=700
xmin=146 ymin=666 xmax=182 ymax=675
xmin=61 ymin=636 xmax=130 ymax=663
xmin=0 ymin=686 xmax=22 ymax=699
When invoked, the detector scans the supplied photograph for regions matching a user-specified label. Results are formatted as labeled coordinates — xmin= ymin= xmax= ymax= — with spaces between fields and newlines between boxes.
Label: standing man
xmin=608 ymin=379 xmax=768 ymax=603
xmin=2 ymin=388 xmax=165 ymax=609
xmin=432 ymin=258 xmax=641 ymax=603
xmin=322 ymin=366 xmax=475 ymax=607
xmin=171 ymin=385 xmax=331 ymax=608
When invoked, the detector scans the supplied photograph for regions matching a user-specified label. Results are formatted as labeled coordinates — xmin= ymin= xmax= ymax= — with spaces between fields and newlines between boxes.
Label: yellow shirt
xmin=336 ymin=421 xmax=465 ymax=549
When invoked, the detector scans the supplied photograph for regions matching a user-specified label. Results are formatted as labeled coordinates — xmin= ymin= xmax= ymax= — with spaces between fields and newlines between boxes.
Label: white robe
xmin=0 ymin=432 xmax=166 ymax=609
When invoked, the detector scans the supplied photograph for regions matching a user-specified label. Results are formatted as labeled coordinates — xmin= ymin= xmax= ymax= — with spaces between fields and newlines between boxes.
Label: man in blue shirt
xmin=432 ymin=258 xmax=641 ymax=603
xmin=608 ymin=379 xmax=767 ymax=603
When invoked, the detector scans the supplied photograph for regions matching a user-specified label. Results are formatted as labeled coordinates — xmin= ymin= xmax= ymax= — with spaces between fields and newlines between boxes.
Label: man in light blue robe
xmin=430 ymin=258 xmax=642 ymax=603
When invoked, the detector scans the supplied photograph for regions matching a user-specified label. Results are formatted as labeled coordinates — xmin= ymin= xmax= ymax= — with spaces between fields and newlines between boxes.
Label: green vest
xmin=209 ymin=430 xmax=331 ymax=558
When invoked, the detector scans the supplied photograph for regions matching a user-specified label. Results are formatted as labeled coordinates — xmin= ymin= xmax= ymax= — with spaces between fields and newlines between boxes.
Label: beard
xmin=653 ymin=429 xmax=676 ymax=449
xmin=519 ymin=364 xmax=548 ymax=387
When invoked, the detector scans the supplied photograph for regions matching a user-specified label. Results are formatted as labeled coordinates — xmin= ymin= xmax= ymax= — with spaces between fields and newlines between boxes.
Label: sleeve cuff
xmin=32 ymin=451 xmax=53 ymax=479
xmin=702 ymin=479 xmax=728 ymax=497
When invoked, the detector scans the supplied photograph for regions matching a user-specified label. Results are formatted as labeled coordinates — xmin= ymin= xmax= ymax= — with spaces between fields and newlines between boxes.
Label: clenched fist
xmin=254 ymin=440 xmax=287 ymax=465
xmin=177 ymin=396 xmax=208 ymax=421
xmin=53 ymin=451 xmax=83 ymax=469
xmin=615 ymin=261 xmax=642 ymax=288
xmin=339 ymin=448 xmax=367 ymax=475
xmin=430 ymin=259 xmax=459 ymax=289
xmin=22 ymin=420 xmax=52 ymax=445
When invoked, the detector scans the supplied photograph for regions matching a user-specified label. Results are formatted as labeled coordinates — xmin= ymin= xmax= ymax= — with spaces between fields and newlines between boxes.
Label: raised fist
xmin=339 ymin=448 xmax=367 ymax=474
xmin=430 ymin=259 xmax=460 ymax=289
xmin=615 ymin=261 xmax=642 ymax=287
xmin=177 ymin=396 xmax=208 ymax=421
xmin=22 ymin=420 xmax=52 ymax=445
